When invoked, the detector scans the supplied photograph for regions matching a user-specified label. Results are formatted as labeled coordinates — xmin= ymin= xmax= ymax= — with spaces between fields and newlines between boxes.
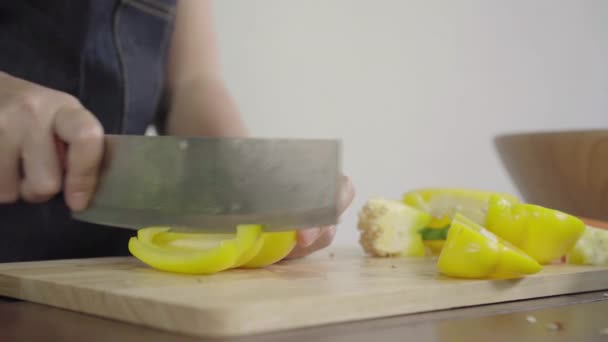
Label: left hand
xmin=285 ymin=175 xmax=355 ymax=259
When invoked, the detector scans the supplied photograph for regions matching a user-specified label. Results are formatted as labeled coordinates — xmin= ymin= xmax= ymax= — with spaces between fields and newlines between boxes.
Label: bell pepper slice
xmin=566 ymin=224 xmax=608 ymax=266
xmin=232 ymin=226 xmax=265 ymax=268
xmin=149 ymin=224 xmax=264 ymax=269
xmin=437 ymin=213 xmax=542 ymax=279
xmin=485 ymin=195 xmax=585 ymax=264
xmin=403 ymin=188 xmax=520 ymax=226
xmin=241 ymin=231 xmax=298 ymax=268
xmin=128 ymin=225 xmax=262 ymax=274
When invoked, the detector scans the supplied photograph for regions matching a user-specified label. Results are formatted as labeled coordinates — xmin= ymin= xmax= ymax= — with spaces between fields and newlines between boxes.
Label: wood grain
xmin=494 ymin=130 xmax=608 ymax=220
xmin=0 ymin=248 xmax=607 ymax=338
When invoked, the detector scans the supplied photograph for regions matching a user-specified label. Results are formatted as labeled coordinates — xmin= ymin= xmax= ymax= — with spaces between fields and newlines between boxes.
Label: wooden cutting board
xmin=0 ymin=247 xmax=607 ymax=338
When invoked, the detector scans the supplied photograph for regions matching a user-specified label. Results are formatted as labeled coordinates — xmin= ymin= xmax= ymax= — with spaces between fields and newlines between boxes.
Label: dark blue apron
xmin=0 ymin=0 xmax=176 ymax=261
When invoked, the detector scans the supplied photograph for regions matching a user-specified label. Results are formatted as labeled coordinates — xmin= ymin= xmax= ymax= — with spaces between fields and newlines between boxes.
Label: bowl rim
xmin=494 ymin=128 xmax=608 ymax=142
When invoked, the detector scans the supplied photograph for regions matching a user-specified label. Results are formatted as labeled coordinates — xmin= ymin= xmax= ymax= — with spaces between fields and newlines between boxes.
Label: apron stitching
xmin=151 ymin=5 xmax=175 ymax=132
xmin=123 ymin=0 xmax=173 ymax=20
xmin=113 ymin=0 xmax=129 ymax=133
xmin=130 ymin=0 xmax=176 ymax=15
xmin=78 ymin=43 xmax=86 ymax=104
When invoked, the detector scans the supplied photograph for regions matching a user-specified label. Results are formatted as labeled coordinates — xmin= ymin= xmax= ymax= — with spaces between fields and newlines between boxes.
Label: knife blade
xmin=72 ymin=135 xmax=341 ymax=233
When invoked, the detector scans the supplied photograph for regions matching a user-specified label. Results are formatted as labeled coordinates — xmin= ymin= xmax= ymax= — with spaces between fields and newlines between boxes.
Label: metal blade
xmin=72 ymin=135 xmax=341 ymax=232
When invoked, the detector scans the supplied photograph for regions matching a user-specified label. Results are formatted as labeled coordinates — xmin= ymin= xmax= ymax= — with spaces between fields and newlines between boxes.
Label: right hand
xmin=0 ymin=71 xmax=104 ymax=211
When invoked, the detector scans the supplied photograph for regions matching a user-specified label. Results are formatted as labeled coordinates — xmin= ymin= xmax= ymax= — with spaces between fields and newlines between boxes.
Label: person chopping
xmin=0 ymin=0 xmax=355 ymax=262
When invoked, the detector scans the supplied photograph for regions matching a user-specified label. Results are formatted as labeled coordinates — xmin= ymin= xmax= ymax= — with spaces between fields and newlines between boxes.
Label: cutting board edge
xmin=1 ymin=265 xmax=608 ymax=338
xmin=201 ymin=267 xmax=608 ymax=337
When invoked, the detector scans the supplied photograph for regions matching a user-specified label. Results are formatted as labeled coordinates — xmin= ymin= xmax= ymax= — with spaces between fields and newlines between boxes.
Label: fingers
xmin=284 ymin=175 xmax=356 ymax=260
xmin=285 ymin=226 xmax=337 ymax=259
xmin=296 ymin=227 xmax=322 ymax=247
xmin=0 ymin=73 xmax=103 ymax=209
xmin=20 ymin=122 xmax=62 ymax=203
xmin=297 ymin=176 xmax=355 ymax=247
xmin=0 ymin=114 xmax=20 ymax=202
xmin=53 ymin=106 xmax=104 ymax=211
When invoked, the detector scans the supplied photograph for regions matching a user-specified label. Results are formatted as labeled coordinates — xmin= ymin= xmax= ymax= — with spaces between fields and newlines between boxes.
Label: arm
xmin=164 ymin=0 xmax=247 ymax=137
xmin=162 ymin=1 xmax=356 ymax=258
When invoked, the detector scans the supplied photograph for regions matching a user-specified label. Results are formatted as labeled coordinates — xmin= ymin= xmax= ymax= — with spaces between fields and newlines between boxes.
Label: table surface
xmin=2 ymin=290 xmax=608 ymax=342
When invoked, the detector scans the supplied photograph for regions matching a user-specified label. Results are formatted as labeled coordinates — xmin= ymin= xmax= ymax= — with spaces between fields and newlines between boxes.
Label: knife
xmin=72 ymin=135 xmax=341 ymax=233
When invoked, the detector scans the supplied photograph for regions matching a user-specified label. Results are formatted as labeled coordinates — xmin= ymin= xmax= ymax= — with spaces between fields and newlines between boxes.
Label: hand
xmin=0 ymin=72 xmax=104 ymax=210
xmin=285 ymin=175 xmax=355 ymax=259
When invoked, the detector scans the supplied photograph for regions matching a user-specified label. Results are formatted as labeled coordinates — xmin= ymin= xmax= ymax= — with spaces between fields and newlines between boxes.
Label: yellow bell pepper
xmin=437 ymin=213 xmax=542 ymax=279
xmin=241 ymin=231 xmax=298 ymax=268
xmin=128 ymin=225 xmax=257 ymax=274
xmin=403 ymin=188 xmax=520 ymax=226
xmin=128 ymin=224 xmax=298 ymax=274
xmin=485 ymin=195 xmax=585 ymax=264
xmin=403 ymin=188 xmax=519 ymax=255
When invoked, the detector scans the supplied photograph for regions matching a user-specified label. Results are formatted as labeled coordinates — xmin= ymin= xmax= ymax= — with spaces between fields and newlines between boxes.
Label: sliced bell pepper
xmin=437 ymin=213 xmax=542 ymax=279
xmin=241 ymin=231 xmax=298 ymax=268
xmin=128 ymin=225 xmax=262 ymax=274
xmin=485 ymin=195 xmax=585 ymax=264
xmin=403 ymin=188 xmax=520 ymax=226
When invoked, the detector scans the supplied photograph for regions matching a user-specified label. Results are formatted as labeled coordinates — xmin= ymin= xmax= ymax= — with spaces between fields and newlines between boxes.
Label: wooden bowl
xmin=494 ymin=130 xmax=608 ymax=221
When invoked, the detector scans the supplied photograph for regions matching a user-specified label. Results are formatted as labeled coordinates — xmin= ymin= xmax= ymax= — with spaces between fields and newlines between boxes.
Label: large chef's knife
xmin=72 ymin=135 xmax=341 ymax=233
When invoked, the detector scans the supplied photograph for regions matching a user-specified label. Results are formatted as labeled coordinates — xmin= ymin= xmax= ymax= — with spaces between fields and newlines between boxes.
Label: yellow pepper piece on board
xmin=128 ymin=225 xmax=262 ymax=274
xmin=232 ymin=226 xmax=266 ymax=268
xmin=485 ymin=195 xmax=585 ymax=264
xmin=403 ymin=188 xmax=520 ymax=226
xmin=437 ymin=214 xmax=542 ymax=279
xmin=241 ymin=231 xmax=298 ymax=268
xmin=149 ymin=224 xmax=265 ymax=269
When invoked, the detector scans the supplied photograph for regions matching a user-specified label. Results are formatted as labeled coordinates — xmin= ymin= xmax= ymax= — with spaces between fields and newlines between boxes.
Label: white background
xmin=210 ymin=0 xmax=608 ymax=246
